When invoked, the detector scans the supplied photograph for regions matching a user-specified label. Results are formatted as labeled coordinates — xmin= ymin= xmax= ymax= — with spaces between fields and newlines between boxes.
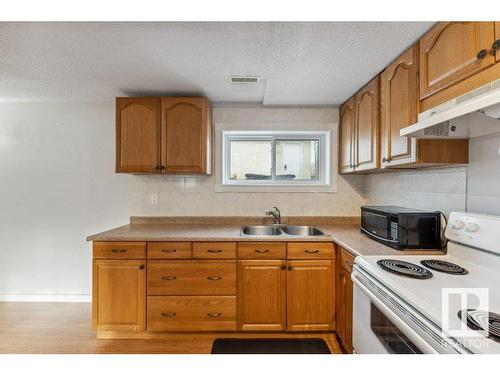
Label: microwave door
xmin=363 ymin=211 xmax=389 ymax=240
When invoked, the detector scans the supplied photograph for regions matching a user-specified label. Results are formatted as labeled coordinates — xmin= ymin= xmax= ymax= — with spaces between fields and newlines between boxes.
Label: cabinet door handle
xmin=477 ymin=49 xmax=488 ymax=60
xmin=305 ymin=249 xmax=320 ymax=254
xmin=492 ymin=39 xmax=500 ymax=52
xmin=155 ymin=166 xmax=161 ymax=170
xmin=111 ymin=249 xmax=127 ymax=253
xmin=139 ymin=264 xmax=145 ymax=270
xmin=161 ymin=249 xmax=177 ymax=253
xmin=207 ymin=313 xmax=222 ymax=317
xmin=281 ymin=265 xmax=287 ymax=271
xmin=207 ymin=276 xmax=222 ymax=281
xmin=287 ymin=266 xmax=292 ymax=271
xmin=255 ymin=249 xmax=269 ymax=253
xmin=161 ymin=312 xmax=176 ymax=317
xmin=207 ymin=249 xmax=222 ymax=253
xmin=161 ymin=276 xmax=177 ymax=281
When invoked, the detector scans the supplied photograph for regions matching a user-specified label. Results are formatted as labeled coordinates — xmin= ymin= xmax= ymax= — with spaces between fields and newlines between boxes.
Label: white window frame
xmin=214 ymin=123 xmax=338 ymax=193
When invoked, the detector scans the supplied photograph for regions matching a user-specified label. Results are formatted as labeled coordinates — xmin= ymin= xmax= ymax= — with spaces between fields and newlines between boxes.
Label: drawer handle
xmin=304 ymin=249 xmax=320 ymax=254
xmin=161 ymin=249 xmax=177 ymax=253
xmin=345 ymin=261 xmax=354 ymax=267
xmin=207 ymin=313 xmax=222 ymax=317
xmin=111 ymin=249 xmax=127 ymax=253
xmin=207 ymin=276 xmax=222 ymax=281
xmin=161 ymin=312 xmax=176 ymax=317
xmin=161 ymin=276 xmax=177 ymax=281
xmin=207 ymin=249 xmax=222 ymax=253
xmin=255 ymin=249 xmax=269 ymax=253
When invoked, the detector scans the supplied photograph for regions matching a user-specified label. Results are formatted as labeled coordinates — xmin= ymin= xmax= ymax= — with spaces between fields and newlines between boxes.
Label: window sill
xmin=214 ymin=184 xmax=337 ymax=193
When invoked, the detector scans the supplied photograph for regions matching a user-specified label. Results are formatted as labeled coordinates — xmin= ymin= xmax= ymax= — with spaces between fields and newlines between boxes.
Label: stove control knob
xmin=452 ymin=220 xmax=465 ymax=229
xmin=465 ymin=223 xmax=479 ymax=233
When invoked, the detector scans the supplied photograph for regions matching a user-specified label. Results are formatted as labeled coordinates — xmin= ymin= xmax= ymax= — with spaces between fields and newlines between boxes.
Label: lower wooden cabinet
xmin=92 ymin=241 xmax=338 ymax=335
xmin=238 ymin=258 xmax=335 ymax=332
xmin=92 ymin=259 xmax=146 ymax=331
xmin=336 ymin=247 xmax=355 ymax=353
xmin=287 ymin=260 xmax=335 ymax=331
xmin=237 ymin=260 xmax=287 ymax=331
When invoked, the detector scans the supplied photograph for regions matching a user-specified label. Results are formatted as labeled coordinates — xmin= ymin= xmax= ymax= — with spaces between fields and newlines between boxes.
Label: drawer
xmin=238 ymin=242 xmax=286 ymax=259
xmin=147 ymin=296 xmax=236 ymax=332
xmin=93 ymin=242 xmax=146 ymax=259
xmin=287 ymin=242 xmax=335 ymax=259
xmin=340 ymin=247 xmax=355 ymax=273
xmin=147 ymin=260 xmax=236 ymax=295
xmin=192 ymin=242 xmax=237 ymax=259
xmin=147 ymin=242 xmax=192 ymax=259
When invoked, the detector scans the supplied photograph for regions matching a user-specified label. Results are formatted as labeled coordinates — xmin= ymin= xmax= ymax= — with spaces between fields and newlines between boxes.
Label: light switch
xmin=150 ymin=193 xmax=159 ymax=205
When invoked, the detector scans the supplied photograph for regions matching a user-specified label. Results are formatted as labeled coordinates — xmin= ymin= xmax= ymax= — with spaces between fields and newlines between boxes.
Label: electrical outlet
xmin=150 ymin=193 xmax=159 ymax=205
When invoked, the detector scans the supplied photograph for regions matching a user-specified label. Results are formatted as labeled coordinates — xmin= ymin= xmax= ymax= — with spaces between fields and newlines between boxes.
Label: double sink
xmin=241 ymin=225 xmax=328 ymax=237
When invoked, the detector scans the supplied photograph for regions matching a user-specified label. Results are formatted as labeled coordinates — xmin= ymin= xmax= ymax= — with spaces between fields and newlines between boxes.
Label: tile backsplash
xmin=365 ymin=166 xmax=467 ymax=215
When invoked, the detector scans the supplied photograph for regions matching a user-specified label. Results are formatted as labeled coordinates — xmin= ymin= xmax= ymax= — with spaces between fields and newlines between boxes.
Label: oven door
xmin=351 ymin=267 xmax=466 ymax=354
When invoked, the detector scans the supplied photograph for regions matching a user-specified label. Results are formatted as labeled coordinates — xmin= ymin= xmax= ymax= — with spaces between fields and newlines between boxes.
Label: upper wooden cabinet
xmin=381 ymin=44 xmax=469 ymax=168
xmin=420 ymin=22 xmax=496 ymax=100
xmin=354 ymin=76 xmax=380 ymax=172
xmin=380 ymin=45 xmax=419 ymax=167
xmin=162 ymin=97 xmax=212 ymax=174
xmin=339 ymin=98 xmax=355 ymax=173
xmin=116 ymin=96 xmax=212 ymax=174
xmin=116 ymin=98 xmax=161 ymax=173
xmin=339 ymin=76 xmax=380 ymax=174
xmin=495 ymin=22 xmax=500 ymax=63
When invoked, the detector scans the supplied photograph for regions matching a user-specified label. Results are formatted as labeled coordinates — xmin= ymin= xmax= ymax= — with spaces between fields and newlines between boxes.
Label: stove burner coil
xmin=377 ymin=259 xmax=433 ymax=279
xmin=420 ymin=259 xmax=469 ymax=275
xmin=458 ymin=309 xmax=500 ymax=342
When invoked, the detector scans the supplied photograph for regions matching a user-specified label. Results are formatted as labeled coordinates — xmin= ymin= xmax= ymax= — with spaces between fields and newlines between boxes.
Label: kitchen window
xmin=215 ymin=124 xmax=337 ymax=192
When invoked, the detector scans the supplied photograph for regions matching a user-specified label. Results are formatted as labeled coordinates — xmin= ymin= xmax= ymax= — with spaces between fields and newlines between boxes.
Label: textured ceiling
xmin=0 ymin=22 xmax=434 ymax=105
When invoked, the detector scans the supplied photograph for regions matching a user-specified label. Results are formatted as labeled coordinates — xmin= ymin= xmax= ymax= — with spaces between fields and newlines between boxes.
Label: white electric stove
xmin=352 ymin=212 xmax=500 ymax=354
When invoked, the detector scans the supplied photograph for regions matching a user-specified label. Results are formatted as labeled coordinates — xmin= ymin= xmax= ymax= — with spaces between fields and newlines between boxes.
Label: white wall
xmin=365 ymin=166 xmax=467 ymax=215
xmin=467 ymin=132 xmax=500 ymax=215
xmin=0 ymin=102 xmax=365 ymax=299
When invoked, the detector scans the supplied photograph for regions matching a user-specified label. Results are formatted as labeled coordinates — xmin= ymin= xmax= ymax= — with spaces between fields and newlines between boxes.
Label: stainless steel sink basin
xmin=240 ymin=225 xmax=327 ymax=237
xmin=281 ymin=225 xmax=326 ymax=236
xmin=241 ymin=225 xmax=282 ymax=236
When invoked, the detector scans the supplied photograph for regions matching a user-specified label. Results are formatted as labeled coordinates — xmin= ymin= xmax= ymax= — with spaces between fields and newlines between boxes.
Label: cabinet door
xmin=380 ymin=45 xmax=418 ymax=168
xmin=420 ymin=22 xmax=496 ymax=99
xmin=343 ymin=271 xmax=354 ymax=353
xmin=163 ymin=97 xmax=211 ymax=174
xmin=496 ymin=22 xmax=500 ymax=63
xmin=237 ymin=260 xmax=286 ymax=331
xmin=355 ymin=76 xmax=380 ymax=172
xmin=287 ymin=260 xmax=335 ymax=331
xmin=116 ymin=97 xmax=161 ymax=173
xmin=92 ymin=260 xmax=146 ymax=331
xmin=335 ymin=259 xmax=346 ymax=344
xmin=339 ymin=98 xmax=356 ymax=173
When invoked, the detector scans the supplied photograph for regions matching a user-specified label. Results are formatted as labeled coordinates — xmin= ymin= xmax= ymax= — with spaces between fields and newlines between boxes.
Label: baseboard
xmin=0 ymin=294 xmax=91 ymax=302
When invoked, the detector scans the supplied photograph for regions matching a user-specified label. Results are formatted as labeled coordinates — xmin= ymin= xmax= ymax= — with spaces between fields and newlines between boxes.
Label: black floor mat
xmin=211 ymin=338 xmax=331 ymax=354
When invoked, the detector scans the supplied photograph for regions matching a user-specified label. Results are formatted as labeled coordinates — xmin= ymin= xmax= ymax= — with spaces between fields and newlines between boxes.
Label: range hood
xmin=400 ymin=79 xmax=500 ymax=139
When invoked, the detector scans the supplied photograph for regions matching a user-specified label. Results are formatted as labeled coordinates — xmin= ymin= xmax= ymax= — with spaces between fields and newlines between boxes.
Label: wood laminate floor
xmin=0 ymin=302 xmax=343 ymax=354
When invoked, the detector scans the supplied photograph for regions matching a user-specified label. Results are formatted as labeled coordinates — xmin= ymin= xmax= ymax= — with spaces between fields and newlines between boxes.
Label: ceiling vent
xmin=228 ymin=76 xmax=261 ymax=84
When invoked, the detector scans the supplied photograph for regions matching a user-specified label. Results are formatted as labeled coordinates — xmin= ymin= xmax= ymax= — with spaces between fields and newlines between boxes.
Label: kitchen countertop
xmin=87 ymin=217 xmax=445 ymax=257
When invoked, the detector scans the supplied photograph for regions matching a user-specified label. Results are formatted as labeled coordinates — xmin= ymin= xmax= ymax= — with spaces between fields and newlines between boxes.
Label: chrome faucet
xmin=265 ymin=207 xmax=281 ymax=225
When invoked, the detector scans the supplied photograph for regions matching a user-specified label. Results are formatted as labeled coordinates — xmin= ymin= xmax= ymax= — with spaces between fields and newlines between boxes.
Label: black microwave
xmin=361 ymin=206 xmax=442 ymax=250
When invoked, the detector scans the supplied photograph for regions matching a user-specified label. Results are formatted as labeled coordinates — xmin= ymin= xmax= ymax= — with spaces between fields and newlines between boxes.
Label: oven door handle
xmin=351 ymin=271 xmax=440 ymax=354
xmin=360 ymin=227 xmax=399 ymax=243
